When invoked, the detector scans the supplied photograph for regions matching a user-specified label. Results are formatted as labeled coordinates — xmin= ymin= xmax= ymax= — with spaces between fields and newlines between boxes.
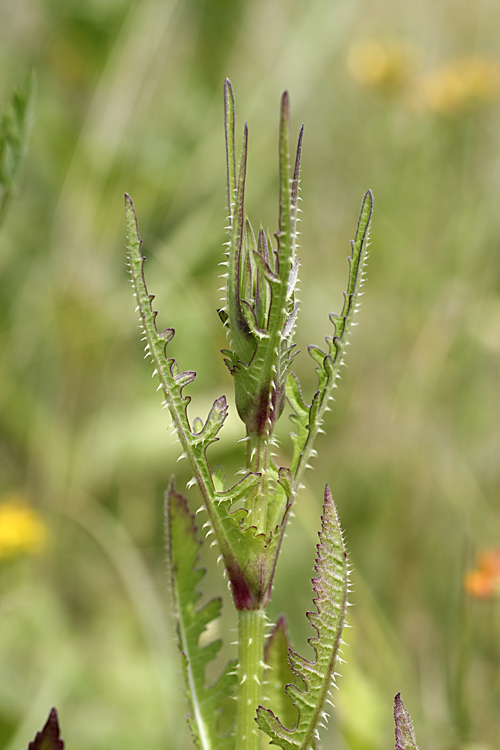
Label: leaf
xmin=225 ymin=120 xmax=256 ymax=366
xmin=127 ymin=191 xmax=284 ymax=606
xmin=166 ymin=483 xmax=237 ymax=750
xmin=288 ymin=190 xmax=373 ymax=489
xmin=257 ymin=485 xmax=348 ymax=749
xmin=264 ymin=615 xmax=298 ymax=731
xmin=0 ymin=72 xmax=33 ymax=226
xmin=394 ymin=693 xmax=419 ymax=750
xmin=224 ymin=78 xmax=236 ymax=224
xmin=126 ymin=193 xmax=261 ymax=602
xmin=25 ymin=708 xmax=64 ymax=750
xmin=221 ymin=85 xmax=304 ymax=438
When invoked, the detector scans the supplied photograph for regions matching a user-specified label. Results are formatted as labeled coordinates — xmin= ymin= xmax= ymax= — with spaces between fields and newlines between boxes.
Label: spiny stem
xmin=236 ymin=609 xmax=266 ymax=750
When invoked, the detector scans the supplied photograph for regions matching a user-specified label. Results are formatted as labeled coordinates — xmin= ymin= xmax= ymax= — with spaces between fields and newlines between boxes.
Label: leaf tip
xmin=26 ymin=707 xmax=64 ymax=750
xmin=394 ymin=692 xmax=419 ymax=750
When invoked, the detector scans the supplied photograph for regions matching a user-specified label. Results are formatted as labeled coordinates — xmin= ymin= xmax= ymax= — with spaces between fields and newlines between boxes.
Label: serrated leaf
xmin=166 ymin=483 xmax=236 ymax=750
xmin=0 ymin=72 xmax=33 ymax=226
xmin=394 ymin=693 xmax=419 ymax=750
xmin=222 ymin=85 xmax=304 ymax=438
xmin=126 ymin=186 xmax=286 ymax=607
xmin=126 ymin=194 xmax=262 ymax=603
xmin=288 ymin=190 xmax=373 ymax=490
xmin=257 ymin=485 xmax=348 ymax=750
xmin=25 ymin=708 xmax=64 ymax=750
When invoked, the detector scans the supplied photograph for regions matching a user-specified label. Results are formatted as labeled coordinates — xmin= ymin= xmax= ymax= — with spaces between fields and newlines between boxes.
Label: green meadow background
xmin=1 ymin=0 xmax=500 ymax=748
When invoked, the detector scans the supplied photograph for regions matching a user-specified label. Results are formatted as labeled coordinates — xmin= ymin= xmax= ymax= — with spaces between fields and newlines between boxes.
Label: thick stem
xmin=236 ymin=609 xmax=266 ymax=750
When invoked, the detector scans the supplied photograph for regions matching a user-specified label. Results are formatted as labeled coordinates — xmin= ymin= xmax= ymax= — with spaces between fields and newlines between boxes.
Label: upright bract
xmin=126 ymin=79 xmax=377 ymax=750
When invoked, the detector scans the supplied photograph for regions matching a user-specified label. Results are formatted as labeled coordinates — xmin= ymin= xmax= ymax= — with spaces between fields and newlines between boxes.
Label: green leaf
xmin=0 ymin=72 xmax=33 ymax=226
xmin=25 ymin=708 xmax=64 ymax=750
xmin=257 ymin=485 xmax=348 ymax=750
xmin=126 ymin=194 xmax=285 ymax=607
xmin=224 ymin=78 xmax=236 ymax=224
xmin=167 ymin=483 xmax=237 ymax=750
xmin=221 ymin=84 xmax=304 ymax=437
xmin=394 ymin=693 xmax=419 ymax=750
xmin=126 ymin=193 xmax=264 ymax=605
xmin=288 ymin=190 xmax=373 ymax=488
xmin=224 ymin=88 xmax=256 ymax=366
xmin=264 ymin=615 xmax=298 ymax=731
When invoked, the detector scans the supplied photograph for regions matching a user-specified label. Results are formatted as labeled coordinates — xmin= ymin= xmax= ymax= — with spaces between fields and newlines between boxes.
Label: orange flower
xmin=464 ymin=549 xmax=500 ymax=599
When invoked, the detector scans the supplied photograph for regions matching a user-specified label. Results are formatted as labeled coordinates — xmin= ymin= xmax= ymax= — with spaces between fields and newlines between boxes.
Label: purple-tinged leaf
xmin=290 ymin=125 xmax=304 ymax=241
xmin=223 ymin=87 xmax=303 ymax=439
xmin=255 ymin=228 xmax=271 ymax=330
xmin=25 ymin=708 xmax=64 ymax=750
xmin=257 ymin=485 xmax=348 ymax=749
xmin=394 ymin=693 xmax=419 ymax=750
xmin=127 ymin=192 xmax=265 ymax=609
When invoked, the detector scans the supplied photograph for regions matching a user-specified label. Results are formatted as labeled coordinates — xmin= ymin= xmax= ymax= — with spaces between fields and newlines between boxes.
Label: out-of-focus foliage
xmin=0 ymin=73 xmax=33 ymax=225
xmin=0 ymin=1 xmax=499 ymax=749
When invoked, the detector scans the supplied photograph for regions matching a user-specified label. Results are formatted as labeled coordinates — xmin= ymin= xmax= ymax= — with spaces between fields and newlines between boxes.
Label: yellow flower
xmin=464 ymin=549 xmax=500 ymax=600
xmin=419 ymin=58 xmax=500 ymax=115
xmin=347 ymin=39 xmax=414 ymax=94
xmin=0 ymin=496 xmax=48 ymax=559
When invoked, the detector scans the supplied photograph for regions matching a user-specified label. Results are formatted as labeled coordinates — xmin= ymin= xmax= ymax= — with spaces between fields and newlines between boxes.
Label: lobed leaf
xmin=25 ymin=708 xmax=64 ymax=750
xmin=167 ymin=483 xmax=237 ymax=750
xmin=394 ymin=693 xmax=419 ymax=750
xmin=257 ymin=485 xmax=348 ymax=749
xmin=126 ymin=193 xmax=274 ymax=608
xmin=125 ymin=194 xmax=224 ymax=510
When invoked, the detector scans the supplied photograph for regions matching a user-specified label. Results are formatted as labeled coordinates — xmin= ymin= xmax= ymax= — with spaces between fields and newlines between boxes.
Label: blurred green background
xmin=1 ymin=0 xmax=500 ymax=748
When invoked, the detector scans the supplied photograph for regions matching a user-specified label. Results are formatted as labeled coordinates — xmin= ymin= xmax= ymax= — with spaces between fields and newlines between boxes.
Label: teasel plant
xmin=121 ymin=79 xmax=421 ymax=750
xmin=20 ymin=77 xmax=421 ymax=750
xmin=22 ymin=78 xmax=421 ymax=750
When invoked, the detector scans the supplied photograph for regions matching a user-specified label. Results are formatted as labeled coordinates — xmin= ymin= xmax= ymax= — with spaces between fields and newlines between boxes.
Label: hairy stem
xmin=247 ymin=432 xmax=269 ymax=533
xmin=236 ymin=609 xmax=266 ymax=750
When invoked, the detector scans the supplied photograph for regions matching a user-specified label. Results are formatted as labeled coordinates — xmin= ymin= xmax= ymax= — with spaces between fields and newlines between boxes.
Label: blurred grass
xmin=1 ymin=0 xmax=500 ymax=748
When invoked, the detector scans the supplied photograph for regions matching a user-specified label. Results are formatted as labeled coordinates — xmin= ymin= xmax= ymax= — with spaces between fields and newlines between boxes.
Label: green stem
xmin=247 ymin=433 xmax=269 ymax=533
xmin=236 ymin=609 xmax=266 ymax=750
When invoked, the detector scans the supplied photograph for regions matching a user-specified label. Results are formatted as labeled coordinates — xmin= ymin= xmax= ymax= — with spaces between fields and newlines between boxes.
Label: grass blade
xmin=0 ymin=73 xmax=33 ymax=226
